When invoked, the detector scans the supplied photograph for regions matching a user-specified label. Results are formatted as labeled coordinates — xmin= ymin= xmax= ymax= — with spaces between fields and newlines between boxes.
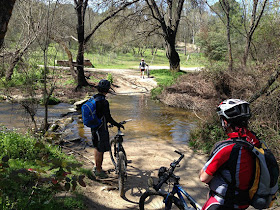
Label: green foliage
xmin=0 ymin=66 xmax=43 ymax=89
xmin=107 ymin=73 xmax=113 ymax=84
xmin=0 ymin=129 xmax=37 ymax=159
xmin=63 ymin=79 xmax=76 ymax=86
xmin=42 ymin=194 xmax=86 ymax=210
xmin=149 ymin=69 xmax=185 ymax=99
xmin=0 ymin=128 xmax=87 ymax=209
xmin=189 ymin=114 xmax=226 ymax=153
xmin=40 ymin=96 xmax=61 ymax=105
xmin=197 ymin=30 xmax=227 ymax=61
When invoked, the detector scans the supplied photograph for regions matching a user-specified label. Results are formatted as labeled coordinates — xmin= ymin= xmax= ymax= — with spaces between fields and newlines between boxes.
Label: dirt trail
xmin=70 ymin=140 xmax=209 ymax=210
xmin=85 ymin=67 xmax=158 ymax=95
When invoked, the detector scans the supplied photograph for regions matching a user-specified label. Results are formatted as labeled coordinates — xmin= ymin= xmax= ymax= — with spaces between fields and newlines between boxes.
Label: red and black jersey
xmin=202 ymin=128 xmax=260 ymax=209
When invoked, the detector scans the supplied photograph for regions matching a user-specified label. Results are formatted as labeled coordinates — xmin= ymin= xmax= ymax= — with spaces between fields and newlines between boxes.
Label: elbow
xmin=200 ymin=175 xmax=208 ymax=183
xmin=199 ymin=170 xmax=213 ymax=184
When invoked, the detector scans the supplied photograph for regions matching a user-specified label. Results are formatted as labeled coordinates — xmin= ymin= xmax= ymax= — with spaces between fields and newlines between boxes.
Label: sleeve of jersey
xmin=103 ymin=100 xmax=119 ymax=126
xmin=203 ymin=144 xmax=234 ymax=176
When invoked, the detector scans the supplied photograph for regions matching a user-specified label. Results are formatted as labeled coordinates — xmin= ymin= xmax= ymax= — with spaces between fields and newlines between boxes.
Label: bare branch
xmin=84 ymin=0 xmax=140 ymax=44
xmin=249 ymin=65 xmax=280 ymax=103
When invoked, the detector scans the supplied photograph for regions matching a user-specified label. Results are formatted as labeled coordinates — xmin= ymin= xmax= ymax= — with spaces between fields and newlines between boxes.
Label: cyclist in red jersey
xmin=199 ymin=99 xmax=260 ymax=210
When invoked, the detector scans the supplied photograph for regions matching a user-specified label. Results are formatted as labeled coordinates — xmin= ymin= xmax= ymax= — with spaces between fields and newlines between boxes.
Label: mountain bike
xmin=139 ymin=150 xmax=202 ymax=210
xmin=109 ymin=119 xmax=132 ymax=197
xmin=146 ymin=65 xmax=150 ymax=78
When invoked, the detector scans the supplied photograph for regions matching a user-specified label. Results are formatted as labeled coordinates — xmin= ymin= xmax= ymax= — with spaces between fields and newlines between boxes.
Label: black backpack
xmin=211 ymin=138 xmax=279 ymax=209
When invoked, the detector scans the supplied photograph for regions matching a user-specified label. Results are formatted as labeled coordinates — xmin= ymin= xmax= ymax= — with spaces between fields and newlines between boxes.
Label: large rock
xmin=73 ymin=99 xmax=88 ymax=111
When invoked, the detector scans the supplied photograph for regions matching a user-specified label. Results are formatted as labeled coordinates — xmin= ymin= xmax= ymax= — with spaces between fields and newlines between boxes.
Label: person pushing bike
xmin=91 ymin=79 xmax=124 ymax=179
xmin=199 ymin=99 xmax=260 ymax=210
xmin=139 ymin=58 xmax=149 ymax=79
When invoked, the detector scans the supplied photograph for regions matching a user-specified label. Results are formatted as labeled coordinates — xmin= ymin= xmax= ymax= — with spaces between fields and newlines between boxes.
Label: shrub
xmin=0 ymin=128 xmax=87 ymax=209
xmin=107 ymin=73 xmax=113 ymax=84
xmin=189 ymin=114 xmax=226 ymax=153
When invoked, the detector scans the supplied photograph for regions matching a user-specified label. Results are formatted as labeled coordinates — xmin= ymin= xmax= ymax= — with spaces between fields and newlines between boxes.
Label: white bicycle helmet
xmin=217 ymin=99 xmax=251 ymax=120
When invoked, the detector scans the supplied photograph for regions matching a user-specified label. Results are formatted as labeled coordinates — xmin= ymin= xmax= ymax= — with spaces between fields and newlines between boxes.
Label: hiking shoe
xmin=94 ymin=170 xmax=109 ymax=179
xmin=93 ymin=166 xmax=106 ymax=173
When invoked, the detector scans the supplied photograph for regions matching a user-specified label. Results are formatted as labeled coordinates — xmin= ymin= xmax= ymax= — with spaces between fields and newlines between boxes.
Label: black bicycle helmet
xmin=217 ymin=99 xmax=251 ymax=120
xmin=97 ymin=79 xmax=111 ymax=93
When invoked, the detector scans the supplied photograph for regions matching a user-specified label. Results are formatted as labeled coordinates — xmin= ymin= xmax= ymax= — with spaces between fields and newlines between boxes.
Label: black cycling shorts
xmin=91 ymin=124 xmax=110 ymax=152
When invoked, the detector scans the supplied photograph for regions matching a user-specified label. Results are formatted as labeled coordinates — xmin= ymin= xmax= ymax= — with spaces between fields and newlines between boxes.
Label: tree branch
xmin=84 ymin=0 xmax=139 ymax=44
xmin=249 ymin=65 xmax=280 ymax=103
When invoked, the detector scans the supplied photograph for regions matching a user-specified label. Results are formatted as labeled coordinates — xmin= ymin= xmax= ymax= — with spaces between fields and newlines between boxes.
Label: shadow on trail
xmin=122 ymin=144 xmax=209 ymax=207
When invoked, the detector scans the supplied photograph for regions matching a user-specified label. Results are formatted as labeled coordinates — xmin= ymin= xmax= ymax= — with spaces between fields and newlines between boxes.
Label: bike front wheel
xmin=139 ymin=191 xmax=183 ymax=210
xmin=118 ymin=151 xmax=126 ymax=197
xmin=109 ymin=138 xmax=117 ymax=168
xmin=109 ymin=139 xmax=127 ymax=168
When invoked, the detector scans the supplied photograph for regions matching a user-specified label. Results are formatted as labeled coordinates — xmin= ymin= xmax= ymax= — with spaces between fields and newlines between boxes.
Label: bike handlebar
xmin=108 ymin=119 xmax=132 ymax=128
xmin=154 ymin=150 xmax=184 ymax=191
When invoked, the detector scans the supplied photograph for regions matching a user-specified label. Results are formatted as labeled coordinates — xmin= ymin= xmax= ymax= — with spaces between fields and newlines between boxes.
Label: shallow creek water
xmin=0 ymin=95 xmax=198 ymax=144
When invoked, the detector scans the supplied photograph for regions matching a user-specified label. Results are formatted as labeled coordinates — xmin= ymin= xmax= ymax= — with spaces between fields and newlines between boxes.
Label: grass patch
xmin=0 ymin=127 xmax=87 ymax=209
xmin=149 ymin=69 xmax=185 ymax=99
xmin=27 ymin=44 xmax=205 ymax=69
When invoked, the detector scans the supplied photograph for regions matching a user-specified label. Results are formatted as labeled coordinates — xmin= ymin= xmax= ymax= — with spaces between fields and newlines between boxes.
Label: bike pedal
xmin=127 ymin=160 xmax=132 ymax=163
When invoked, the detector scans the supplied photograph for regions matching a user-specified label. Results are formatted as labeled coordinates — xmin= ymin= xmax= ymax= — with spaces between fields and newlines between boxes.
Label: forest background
xmin=0 ymin=0 xmax=279 ymax=209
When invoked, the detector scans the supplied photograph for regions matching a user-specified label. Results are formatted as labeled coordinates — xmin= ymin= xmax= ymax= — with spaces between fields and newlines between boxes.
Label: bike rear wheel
xmin=139 ymin=191 xmax=183 ymax=210
xmin=118 ymin=151 xmax=126 ymax=197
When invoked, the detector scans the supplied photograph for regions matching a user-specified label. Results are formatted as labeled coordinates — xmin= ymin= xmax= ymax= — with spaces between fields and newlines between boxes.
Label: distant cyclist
xmin=139 ymin=58 xmax=148 ymax=79
xmin=199 ymin=99 xmax=260 ymax=210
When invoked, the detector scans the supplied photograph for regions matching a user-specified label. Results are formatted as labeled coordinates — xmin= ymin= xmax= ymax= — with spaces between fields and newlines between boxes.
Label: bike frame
xmin=168 ymin=183 xmax=202 ymax=210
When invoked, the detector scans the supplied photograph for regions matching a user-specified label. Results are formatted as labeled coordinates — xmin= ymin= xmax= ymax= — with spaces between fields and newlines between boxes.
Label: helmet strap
xmin=221 ymin=118 xmax=232 ymax=132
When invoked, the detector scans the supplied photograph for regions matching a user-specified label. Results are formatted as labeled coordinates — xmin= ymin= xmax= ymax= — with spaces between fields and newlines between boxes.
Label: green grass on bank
xmin=28 ymin=44 xmax=206 ymax=69
xmin=149 ymin=69 xmax=185 ymax=99
xmin=0 ymin=127 xmax=88 ymax=210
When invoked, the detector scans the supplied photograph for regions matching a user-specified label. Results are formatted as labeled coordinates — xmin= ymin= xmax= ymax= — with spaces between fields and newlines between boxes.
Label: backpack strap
xmin=93 ymin=94 xmax=105 ymax=102
xmin=222 ymin=143 xmax=239 ymax=208
xmin=215 ymin=138 xmax=251 ymax=207
xmin=232 ymin=137 xmax=254 ymax=151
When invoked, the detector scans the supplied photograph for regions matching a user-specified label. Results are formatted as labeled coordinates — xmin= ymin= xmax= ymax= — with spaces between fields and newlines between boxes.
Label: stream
xmin=0 ymin=94 xmax=198 ymax=145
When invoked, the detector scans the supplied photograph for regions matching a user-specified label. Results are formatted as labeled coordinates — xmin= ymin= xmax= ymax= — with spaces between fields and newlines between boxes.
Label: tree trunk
xmin=0 ymin=0 xmax=16 ymax=48
xmin=226 ymin=16 xmax=233 ymax=71
xmin=54 ymin=37 xmax=77 ymax=82
xmin=74 ymin=0 xmax=138 ymax=89
xmin=75 ymin=0 xmax=89 ymax=89
xmin=76 ymin=41 xmax=89 ymax=88
xmin=5 ymin=50 xmax=20 ymax=80
xmin=242 ymin=0 xmax=267 ymax=67
xmin=165 ymin=35 xmax=180 ymax=72
xmin=243 ymin=36 xmax=251 ymax=67
xmin=145 ymin=0 xmax=184 ymax=73
xmin=5 ymin=36 xmax=36 ymax=80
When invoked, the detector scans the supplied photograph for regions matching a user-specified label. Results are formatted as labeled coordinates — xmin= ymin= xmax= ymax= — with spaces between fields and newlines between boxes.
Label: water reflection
xmin=81 ymin=94 xmax=198 ymax=144
xmin=0 ymin=102 xmax=73 ymax=129
xmin=0 ymin=95 xmax=198 ymax=144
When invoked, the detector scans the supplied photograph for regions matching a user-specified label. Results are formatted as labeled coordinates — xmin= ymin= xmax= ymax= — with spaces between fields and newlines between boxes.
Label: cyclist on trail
xmin=199 ymin=99 xmax=260 ymax=210
xmin=92 ymin=79 xmax=124 ymax=179
xmin=139 ymin=58 xmax=148 ymax=79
